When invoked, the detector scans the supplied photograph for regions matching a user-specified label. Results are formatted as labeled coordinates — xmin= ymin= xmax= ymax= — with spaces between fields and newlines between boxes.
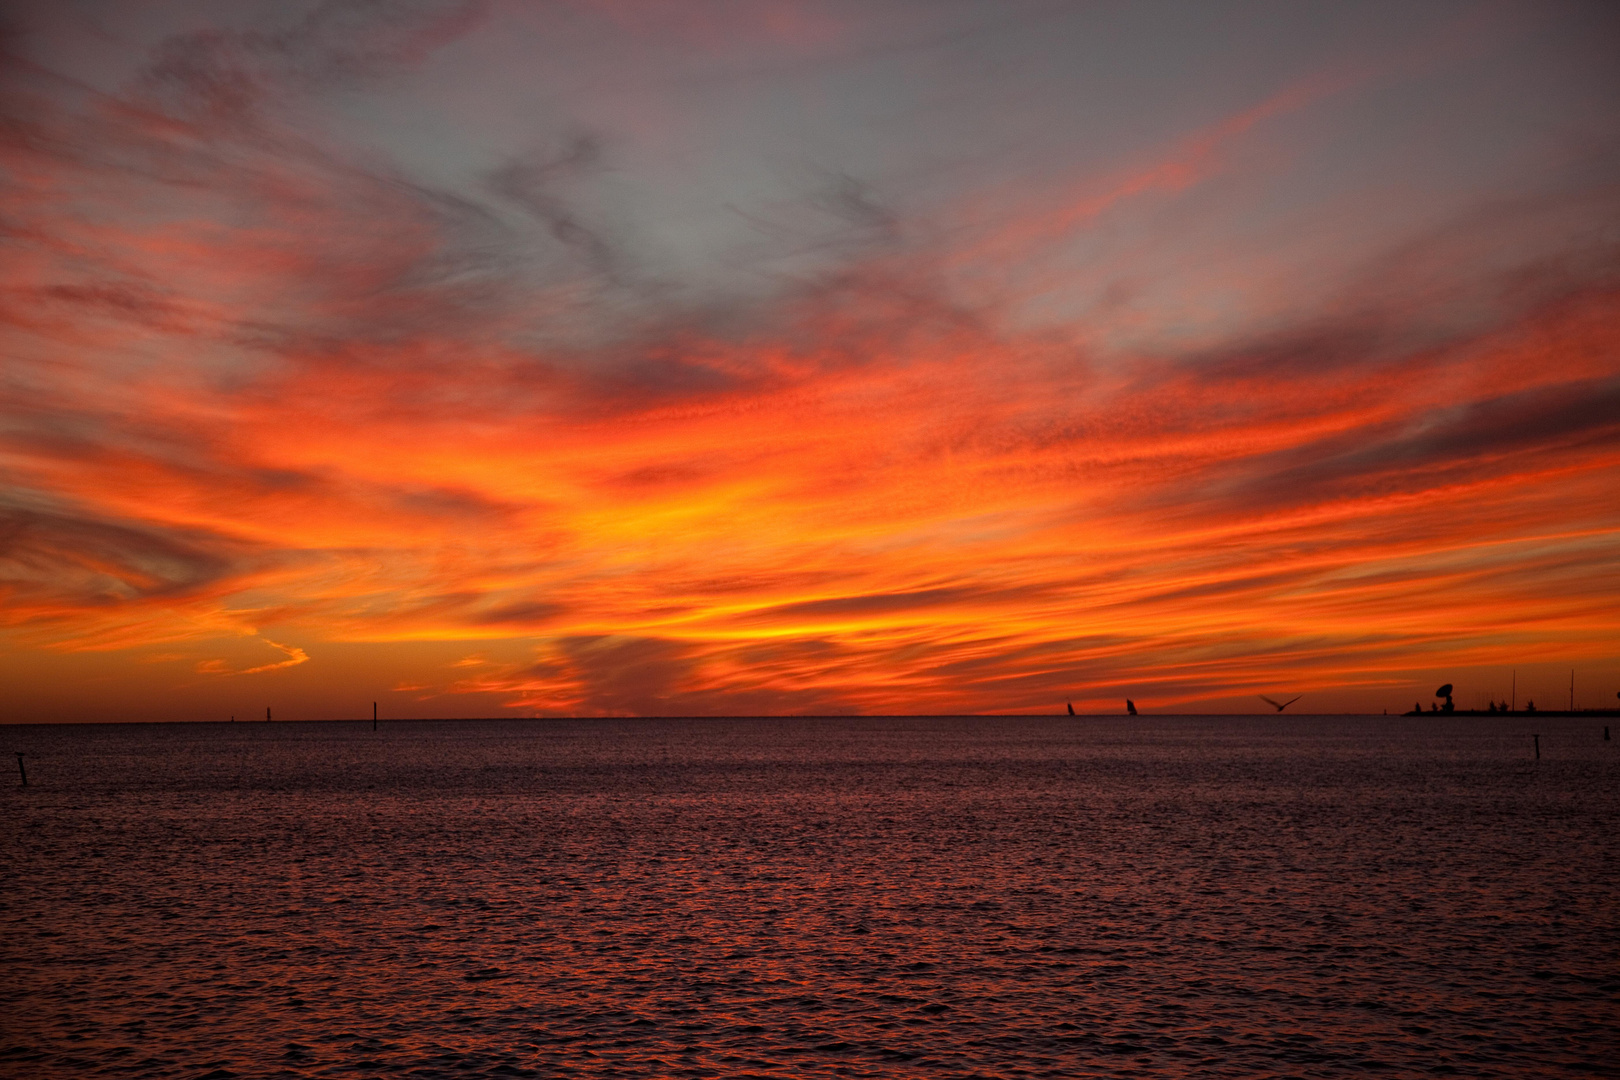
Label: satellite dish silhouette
xmin=1435 ymin=684 xmax=1453 ymax=698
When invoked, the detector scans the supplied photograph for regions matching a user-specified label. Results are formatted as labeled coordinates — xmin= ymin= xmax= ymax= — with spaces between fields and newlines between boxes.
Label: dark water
xmin=2 ymin=716 xmax=1616 ymax=1079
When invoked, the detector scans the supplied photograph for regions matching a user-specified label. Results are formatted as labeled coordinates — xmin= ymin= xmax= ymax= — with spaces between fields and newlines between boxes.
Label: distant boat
xmin=1067 ymin=702 xmax=1075 ymax=716
xmin=1126 ymin=699 xmax=1137 ymax=715
xmin=1260 ymin=695 xmax=1301 ymax=712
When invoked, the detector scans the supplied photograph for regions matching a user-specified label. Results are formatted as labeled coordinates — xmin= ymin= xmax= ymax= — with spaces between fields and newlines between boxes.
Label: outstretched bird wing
xmin=1260 ymin=695 xmax=1303 ymax=712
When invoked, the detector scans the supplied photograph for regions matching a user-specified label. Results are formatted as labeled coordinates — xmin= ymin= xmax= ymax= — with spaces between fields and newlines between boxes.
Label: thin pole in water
xmin=1569 ymin=669 xmax=1574 ymax=712
xmin=1511 ymin=670 xmax=1516 ymax=713
xmin=1533 ymin=734 xmax=1540 ymax=760
xmin=267 ymin=706 xmax=272 ymax=723
xmin=373 ymin=701 xmax=378 ymax=731
xmin=14 ymin=752 xmax=25 ymax=788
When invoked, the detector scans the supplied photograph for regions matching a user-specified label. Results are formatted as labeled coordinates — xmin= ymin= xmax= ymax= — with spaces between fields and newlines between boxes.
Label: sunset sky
xmin=3 ymin=0 xmax=1618 ymax=721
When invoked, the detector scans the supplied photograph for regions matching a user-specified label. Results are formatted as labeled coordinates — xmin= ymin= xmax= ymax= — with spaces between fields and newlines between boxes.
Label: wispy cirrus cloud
xmin=193 ymin=638 xmax=310 ymax=676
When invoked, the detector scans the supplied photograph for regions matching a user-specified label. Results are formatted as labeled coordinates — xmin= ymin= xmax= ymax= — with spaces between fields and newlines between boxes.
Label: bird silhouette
xmin=1260 ymin=695 xmax=1301 ymax=712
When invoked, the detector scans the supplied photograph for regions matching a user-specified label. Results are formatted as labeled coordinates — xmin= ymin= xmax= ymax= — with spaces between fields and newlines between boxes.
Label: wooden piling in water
xmin=14 ymin=752 xmax=25 ymax=788
xmin=373 ymin=702 xmax=378 ymax=730
xmin=1533 ymin=734 xmax=1540 ymax=760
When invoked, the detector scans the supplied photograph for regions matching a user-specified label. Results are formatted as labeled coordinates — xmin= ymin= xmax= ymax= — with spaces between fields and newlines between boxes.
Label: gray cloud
xmin=0 ymin=500 xmax=249 ymax=609
xmin=138 ymin=0 xmax=490 ymax=122
xmin=487 ymin=132 xmax=619 ymax=282
xmin=1224 ymin=374 xmax=1620 ymax=512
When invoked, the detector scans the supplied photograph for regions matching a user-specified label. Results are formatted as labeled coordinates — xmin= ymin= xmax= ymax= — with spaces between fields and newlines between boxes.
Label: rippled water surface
xmin=2 ymin=716 xmax=1616 ymax=1078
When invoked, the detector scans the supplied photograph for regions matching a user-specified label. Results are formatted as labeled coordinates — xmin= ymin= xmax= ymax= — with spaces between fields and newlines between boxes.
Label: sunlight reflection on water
xmin=3 ymin=716 xmax=1616 ymax=1077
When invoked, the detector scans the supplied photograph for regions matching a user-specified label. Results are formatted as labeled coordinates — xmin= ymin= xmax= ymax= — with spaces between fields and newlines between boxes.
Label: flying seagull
xmin=1260 ymin=695 xmax=1302 ymax=712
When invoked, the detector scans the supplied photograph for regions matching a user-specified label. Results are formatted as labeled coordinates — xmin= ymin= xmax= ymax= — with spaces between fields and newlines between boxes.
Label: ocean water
xmin=1 ymin=715 xmax=1615 ymax=1079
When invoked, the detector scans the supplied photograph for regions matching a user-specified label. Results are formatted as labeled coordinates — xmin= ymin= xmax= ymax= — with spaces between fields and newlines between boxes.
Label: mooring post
xmin=373 ymin=701 xmax=378 ymax=731
xmin=267 ymin=706 xmax=272 ymax=723
xmin=1605 ymin=725 xmax=1610 ymax=742
xmin=1533 ymin=733 xmax=1540 ymax=760
xmin=14 ymin=752 xmax=25 ymax=788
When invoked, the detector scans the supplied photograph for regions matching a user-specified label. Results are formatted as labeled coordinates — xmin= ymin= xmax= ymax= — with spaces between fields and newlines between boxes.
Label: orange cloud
xmin=190 ymin=639 xmax=310 ymax=676
xmin=9 ymin=265 xmax=1614 ymax=713
xmin=3 ymin=4 xmax=1617 ymax=718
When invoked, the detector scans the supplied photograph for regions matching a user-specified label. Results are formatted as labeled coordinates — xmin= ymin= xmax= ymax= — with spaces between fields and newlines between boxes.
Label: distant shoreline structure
xmin=1400 ymin=708 xmax=1620 ymax=718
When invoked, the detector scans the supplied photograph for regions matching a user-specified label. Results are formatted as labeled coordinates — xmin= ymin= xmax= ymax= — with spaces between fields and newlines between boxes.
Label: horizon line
xmin=9 ymin=710 xmax=1619 ymax=726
